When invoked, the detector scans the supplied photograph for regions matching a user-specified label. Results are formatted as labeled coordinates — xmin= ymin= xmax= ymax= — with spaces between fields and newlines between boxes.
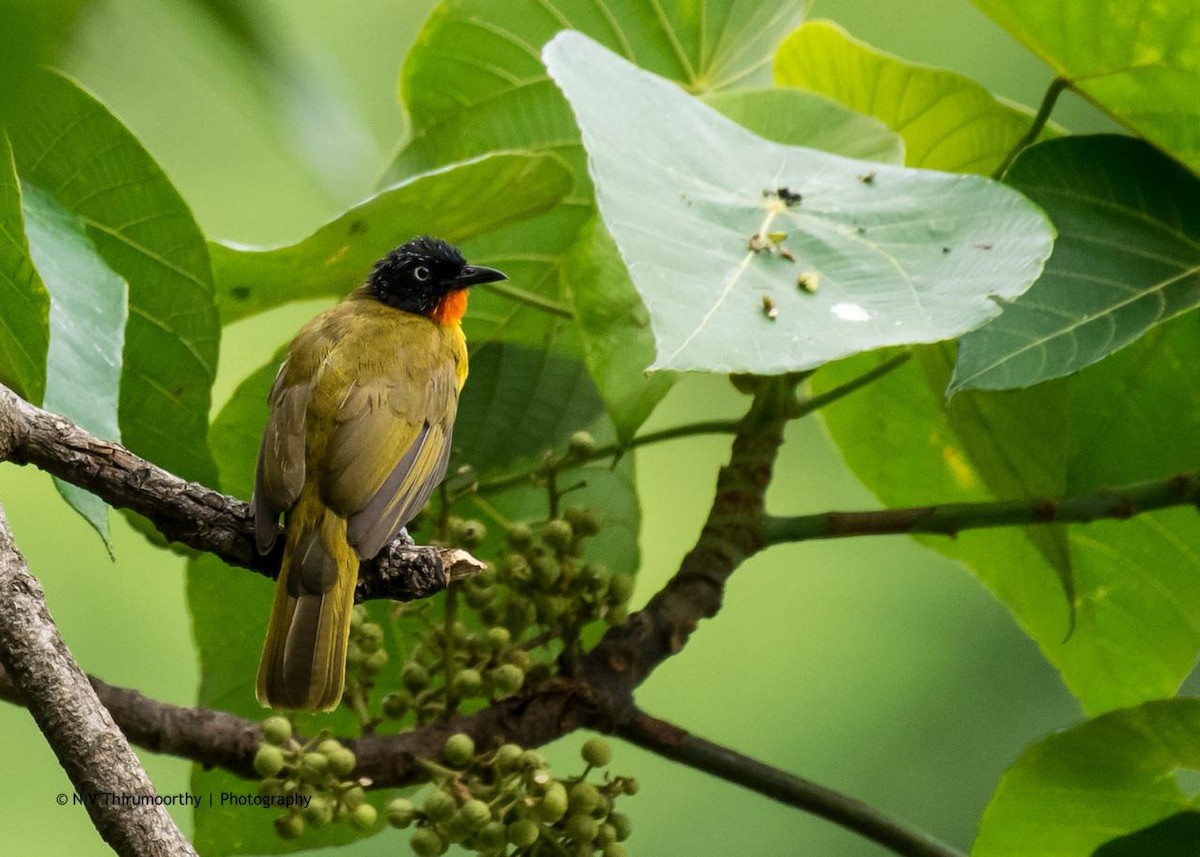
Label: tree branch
xmin=762 ymin=471 xmax=1200 ymax=545
xmin=0 ymin=383 xmax=481 ymax=601
xmin=619 ymin=709 xmax=967 ymax=857
xmin=0 ymin=501 xmax=197 ymax=856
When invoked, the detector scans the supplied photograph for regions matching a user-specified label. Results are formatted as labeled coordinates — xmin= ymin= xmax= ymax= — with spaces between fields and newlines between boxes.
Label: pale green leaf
xmin=973 ymin=698 xmax=1200 ymax=857
xmin=210 ymin=152 xmax=573 ymax=324
xmin=7 ymin=70 xmax=218 ymax=486
xmin=952 ymin=136 xmax=1200 ymax=392
xmin=21 ymin=182 xmax=127 ymax=544
xmin=545 ymin=31 xmax=1054 ymax=373
xmin=0 ymin=136 xmax=49 ymax=404
xmin=774 ymin=19 xmax=1051 ymax=173
xmin=973 ymin=0 xmax=1200 ymax=175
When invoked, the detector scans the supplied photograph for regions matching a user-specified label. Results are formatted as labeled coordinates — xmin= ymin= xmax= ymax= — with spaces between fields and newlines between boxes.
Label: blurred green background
xmin=0 ymin=0 xmax=1117 ymax=853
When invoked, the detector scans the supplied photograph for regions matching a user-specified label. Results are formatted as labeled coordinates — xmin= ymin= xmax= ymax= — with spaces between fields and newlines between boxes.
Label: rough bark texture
xmin=0 ymin=502 xmax=197 ymax=856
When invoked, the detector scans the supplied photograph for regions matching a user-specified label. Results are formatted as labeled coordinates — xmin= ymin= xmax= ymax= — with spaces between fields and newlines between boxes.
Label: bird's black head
xmin=366 ymin=236 xmax=506 ymax=318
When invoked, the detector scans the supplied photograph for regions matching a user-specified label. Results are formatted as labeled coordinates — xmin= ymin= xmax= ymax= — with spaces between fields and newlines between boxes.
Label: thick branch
xmin=619 ymin=710 xmax=966 ymax=857
xmin=763 ymin=471 xmax=1200 ymax=545
xmin=0 ymin=383 xmax=480 ymax=601
xmin=0 ymin=502 xmax=197 ymax=857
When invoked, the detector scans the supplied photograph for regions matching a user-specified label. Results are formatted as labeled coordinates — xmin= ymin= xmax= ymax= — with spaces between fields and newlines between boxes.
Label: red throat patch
xmin=431 ymin=289 xmax=469 ymax=326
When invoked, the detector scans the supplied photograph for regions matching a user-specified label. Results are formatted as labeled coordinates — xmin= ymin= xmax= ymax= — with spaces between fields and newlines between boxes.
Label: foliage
xmin=1 ymin=1 xmax=1198 ymax=856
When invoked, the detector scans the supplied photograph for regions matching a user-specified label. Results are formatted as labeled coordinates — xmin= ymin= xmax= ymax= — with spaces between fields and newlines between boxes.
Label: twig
xmin=0 ymin=383 xmax=481 ymax=602
xmin=993 ymin=77 xmax=1068 ymax=178
xmin=619 ymin=709 xmax=967 ymax=857
xmin=0 ymin=501 xmax=197 ymax=856
xmin=762 ymin=471 xmax=1200 ymax=545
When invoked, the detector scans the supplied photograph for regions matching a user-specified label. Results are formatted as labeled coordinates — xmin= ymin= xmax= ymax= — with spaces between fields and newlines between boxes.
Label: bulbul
xmin=252 ymin=236 xmax=505 ymax=711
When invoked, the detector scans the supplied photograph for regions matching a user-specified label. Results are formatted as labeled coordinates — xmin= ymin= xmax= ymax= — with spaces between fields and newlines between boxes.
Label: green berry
xmin=607 ymin=575 xmax=636 ymax=605
xmin=507 ymin=818 xmax=540 ymax=848
xmin=349 ymin=606 xmax=366 ymax=629
xmin=542 ymin=519 xmax=574 ymax=550
xmin=386 ymin=797 xmax=416 ymax=828
xmin=261 ymin=716 xmax=292 ymax=746
xmin=299 ymin=752 xmax=327 ymax=779
xmin=485 ymin=626 xmax=511 ymax=650
xmin=453 ymin=668 xmax=483 ymax=697
xmin=606 ymin=604 xmax=630 ymax=626
xmin=458 ymin=798 xmax=492 ymax=830
xmin=349 ymin=803 xmax=377 ymax=831
xmin=537 ymin=781 xmax=568 ymax=823
xmin=257 ymin=777 xmax=284 ymax=798
xmin=493 ymin=743 xmax=523 ymax=772
xmin=598 ymin=823 xmax=617 ymax=845
xmin=581 ymin=737 xmax=613 ymax=768
xmin=458 ymin=519 xmax=487 ymax=548
xmin=358 ymin=622 xmax=384 ymax=653
xmin=423 ymin=789 xmax=456 ymax=823
xmin=410 ymin=826 xmax=447 ymax=857
xmin=609 ymin=811 xmax=632 ymax=840
xmin=491 ymin=663 xmax=525 ymax=696
xmin=253 ymin=745 xmax=286 ymax=778
xmin=327 ymin=747 xmax=356 ymax=777
xmin=342 ymin=785 xmax=366 ymax=809
xmin=443 ymin=732 xmax=476 ymax=767
xmin=464 ymin=584 xmax=495 ymax=609
xmin=506 ymin=523 xmax=534 ymax=550
xmin=504 ymin=647 xmax=532 ymax=671
xmin=603 ymin=843 xmax=629 ymax=857
xmin=382 ymin=690 xmax=410 ymax=719
xmin=365 ymin=648 xmax=388 ymax=672
xmin=402 ymin=662 xmax=429 ymax=692
xmin=531 ymin=555 xmax=562 ymax=588
xmin=519 ymin=749 xmax=546 ymax=770
xmin=274 ymin=812 xmax=304 ymax=840
xmin=570 ymin=506 xmax=602 ymax=537
xmin=567 ymin=430 xmax=597 ymax=457
xmin=566 ymin=813 xmax=599 ymax=843
xmin=302 ymin=796 xmax=331 ymax=826
xmin=568 ymin=782 xmax=602 ymax=817
xmin=618 ymin=776 xmax=640 ymax=796
xmin=478 ymin=820 xmax=507 ymax=849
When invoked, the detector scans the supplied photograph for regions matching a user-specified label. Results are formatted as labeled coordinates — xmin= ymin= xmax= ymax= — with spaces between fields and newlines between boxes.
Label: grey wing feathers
xmin=252 ymin=363 xmax=308 ymax=554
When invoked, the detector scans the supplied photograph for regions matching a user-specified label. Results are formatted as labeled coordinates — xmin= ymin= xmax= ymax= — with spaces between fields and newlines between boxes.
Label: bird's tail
xmin=256 ymin=490 xmax=358 ymax=712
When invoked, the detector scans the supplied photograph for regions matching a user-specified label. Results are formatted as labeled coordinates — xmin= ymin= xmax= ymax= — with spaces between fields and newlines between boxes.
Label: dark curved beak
xmin=453 ymin=264 xmax=507 ymax=288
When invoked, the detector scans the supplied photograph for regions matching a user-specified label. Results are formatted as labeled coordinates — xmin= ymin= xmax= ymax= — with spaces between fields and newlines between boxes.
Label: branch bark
xmin=0 ymin=383 xmax=481 ymax=601
xmin=619 ymin=709 xmax=966 ymax=857
xmin=0 ymin=501 xmax=197 ymax=856
xmin=762 ymin=471 xmax=1200 ymax=545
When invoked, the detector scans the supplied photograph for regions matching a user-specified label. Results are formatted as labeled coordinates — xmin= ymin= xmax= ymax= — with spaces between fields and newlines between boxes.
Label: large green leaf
xmin=21 ymin=182 xmax=127 ymax=544
xmin=210 ymin=152 xmax=573 ymax=325
xmin=388 ymin=0 xmax=808 ymax=428
xmin=972 ymin=0 xmax=1200 ymax=175
xmin=816 ymin=311 xmax=1200 ymax=714
xmin=6 ymin=70 xmax=218 ymax=486
xmin=0 ymin=136 xmax=49 ymax=404
xmin=973 ymin=698 xmax=1200 ymax=857
xmin=774 ymin=20 xmax=1051 ymax=174
xmin=545 ymin=31 xmax=1054 ymax=374
xmin=952 ymin=136 xmax=1200 ymax=392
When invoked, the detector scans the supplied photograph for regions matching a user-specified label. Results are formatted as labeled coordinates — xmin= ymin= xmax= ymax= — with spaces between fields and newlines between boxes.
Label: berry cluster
xmin=253 ymin=717 xmax=376 ymax=839
xmin=387 ymin=733 xmax=634 ymax=856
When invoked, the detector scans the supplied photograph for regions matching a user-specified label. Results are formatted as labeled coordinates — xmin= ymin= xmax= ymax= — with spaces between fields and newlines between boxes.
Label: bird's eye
xmin=413 ymin=266 xmax=431 ymax=282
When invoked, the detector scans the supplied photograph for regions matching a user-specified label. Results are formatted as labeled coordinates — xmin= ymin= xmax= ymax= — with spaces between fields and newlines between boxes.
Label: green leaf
xmin=703 ymin=87 xmax=905 ymax=165
xmin=774 ymin=20 xmax=1051 ymax=173
xmin=0 ymin=136 xmax=49 ymax=404
xmin=973 ymin=698 xmax=1200 ymax=857
xmin=1093 ymin=813 xmax=1200 ymax=857
xmin=21 ymin=182 xmax=128 ymax=544
xmin=389 ymin=0 xmax=807 ymax=422
xmin=210 ymin=152 xmax=573 ymax=325
xmin=451 ymin=340 xmax=605 ymax=475
xmin=972 ymin=0 xmax=1200 ymax=175
xmin=816 ymin=313 xmax=1200 ymax=715
xmin=6 ymin=70 xmax=218 ymax=486
xmin=563 ymin=217 xmax=674 ymax=443
xmin=952 ymin=136 xmax=1200 ymax=392
xmin=545 ymin=31 xmax=1054 ymax=374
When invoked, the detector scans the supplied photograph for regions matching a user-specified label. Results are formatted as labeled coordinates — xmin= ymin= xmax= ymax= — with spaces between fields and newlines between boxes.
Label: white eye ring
xmin=413 ymin=266 xmax=431 ymax=282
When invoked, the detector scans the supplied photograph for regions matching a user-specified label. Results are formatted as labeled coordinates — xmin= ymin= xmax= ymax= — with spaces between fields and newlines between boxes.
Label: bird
xmin=252 ymin=236 xmax=505 ymax=711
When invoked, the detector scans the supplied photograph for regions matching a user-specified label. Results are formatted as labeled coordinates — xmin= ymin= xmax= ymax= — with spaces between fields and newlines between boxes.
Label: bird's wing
xmin=318 ymin=353 xmax=461 ymax=559
xmin=252 ymin=360 xmax=309 ymax=554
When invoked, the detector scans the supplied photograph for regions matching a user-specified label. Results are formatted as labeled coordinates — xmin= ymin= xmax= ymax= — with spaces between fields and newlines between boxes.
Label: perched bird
xmin=252 ymin=236 xmax=505 ymax=711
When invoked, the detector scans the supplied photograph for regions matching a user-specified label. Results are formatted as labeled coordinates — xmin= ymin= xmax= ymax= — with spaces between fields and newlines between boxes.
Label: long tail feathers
xmin=257 ymin=500 xmax=358 ymax=711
